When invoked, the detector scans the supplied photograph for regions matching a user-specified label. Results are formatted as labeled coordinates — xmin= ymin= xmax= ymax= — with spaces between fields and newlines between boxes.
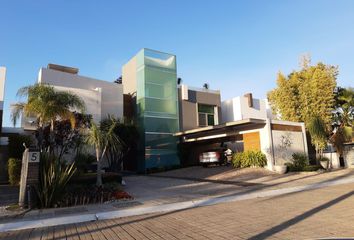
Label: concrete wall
xmin=221 ymin=96 xmax=267 ymax=123
xmin=271 ymin=130 xmax=306 ymax=165
xmin=344 ymin=144 xmax=354 ymax=168
xmin=122 ymin=56 xmax=137 ymax=95
xmin=178 ymin=85 xmax=221 ymax=131
xmin=38 ymin=68 xmax=123 ymax=123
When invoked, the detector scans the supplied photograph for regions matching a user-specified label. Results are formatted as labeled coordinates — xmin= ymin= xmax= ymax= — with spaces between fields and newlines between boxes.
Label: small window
xmin=198 ymin=104 xmax=216 ymax=127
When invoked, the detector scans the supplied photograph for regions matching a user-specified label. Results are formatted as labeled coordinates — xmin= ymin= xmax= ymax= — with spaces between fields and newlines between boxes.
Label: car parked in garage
xmin=199 ymin=148 xmax=232 ymax=167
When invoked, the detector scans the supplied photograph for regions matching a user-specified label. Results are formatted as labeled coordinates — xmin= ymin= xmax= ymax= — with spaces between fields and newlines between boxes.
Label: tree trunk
xmin=37 ymin=120 xmax=44 ymax=151
xmin=96 ymin=147 xmax=102 ymax=187
xmin=49 ymin=119 xmax=55 ymax=153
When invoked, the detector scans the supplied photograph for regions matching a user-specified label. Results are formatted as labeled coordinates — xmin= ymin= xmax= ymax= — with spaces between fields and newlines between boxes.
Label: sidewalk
xmin=1 ymin=168 xmax=354 ymax=232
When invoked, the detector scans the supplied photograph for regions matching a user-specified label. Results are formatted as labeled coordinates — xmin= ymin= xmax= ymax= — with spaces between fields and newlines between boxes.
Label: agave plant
xmin=36 ymin=153 xmax=76 ymax=208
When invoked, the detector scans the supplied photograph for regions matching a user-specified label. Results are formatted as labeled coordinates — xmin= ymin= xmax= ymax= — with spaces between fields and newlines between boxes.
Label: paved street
xmin=2 ymin=180 xmax=354 ymax=239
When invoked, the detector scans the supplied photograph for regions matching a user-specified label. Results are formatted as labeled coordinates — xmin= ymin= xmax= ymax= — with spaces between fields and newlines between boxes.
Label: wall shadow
xmin=248 ymin=189 xmax=354 ymax=240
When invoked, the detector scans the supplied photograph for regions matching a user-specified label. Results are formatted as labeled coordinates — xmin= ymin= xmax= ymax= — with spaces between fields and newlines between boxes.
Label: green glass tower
xmin=123 ymin=49 xmax=180 ymax=172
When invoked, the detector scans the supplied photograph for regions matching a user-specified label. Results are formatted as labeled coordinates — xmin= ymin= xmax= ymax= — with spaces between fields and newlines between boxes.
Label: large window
xmin=198 ymin=104 xmax=215 ymax=127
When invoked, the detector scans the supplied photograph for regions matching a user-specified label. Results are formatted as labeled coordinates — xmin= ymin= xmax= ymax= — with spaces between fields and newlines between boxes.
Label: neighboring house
xmin=22 ymin=64 xmax=124 ymax=130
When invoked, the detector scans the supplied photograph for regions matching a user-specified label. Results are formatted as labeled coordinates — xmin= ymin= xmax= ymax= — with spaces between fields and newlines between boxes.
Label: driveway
xmin=124 ymin=166 xmax=354 ymax=206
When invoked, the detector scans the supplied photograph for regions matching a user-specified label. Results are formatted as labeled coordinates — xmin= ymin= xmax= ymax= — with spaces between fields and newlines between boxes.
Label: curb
xmin=1 ymin=176 xmax=354 ymax=233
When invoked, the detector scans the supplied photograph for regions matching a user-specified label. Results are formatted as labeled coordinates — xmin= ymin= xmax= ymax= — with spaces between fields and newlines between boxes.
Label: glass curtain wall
xmin=136 ymin=49 xmax=180 ymax=171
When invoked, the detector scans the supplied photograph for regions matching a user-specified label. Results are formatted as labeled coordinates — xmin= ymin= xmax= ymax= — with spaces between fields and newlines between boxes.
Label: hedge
xmin=8 ymin=158 xmax=22 ymax=185
xmin=232 ymin=150 xmax=267 ymax=168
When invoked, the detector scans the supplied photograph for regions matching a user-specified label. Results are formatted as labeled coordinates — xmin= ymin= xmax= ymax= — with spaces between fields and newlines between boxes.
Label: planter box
xmin=274 ymin=165 xmax=287 ymax=174
xmin=320 ymin=160 xmax=329 ymax=170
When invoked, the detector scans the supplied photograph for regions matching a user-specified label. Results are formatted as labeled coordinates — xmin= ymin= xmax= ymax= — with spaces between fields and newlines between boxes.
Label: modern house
xmin=1 ymin=48 xmax=313 ymax=173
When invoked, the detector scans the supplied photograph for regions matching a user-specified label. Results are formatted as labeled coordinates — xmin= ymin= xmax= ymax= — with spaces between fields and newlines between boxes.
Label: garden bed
xmin=69 ymin=172 xmax=122 ymax=185
xmin=57 ymin=182 xmax=132 ymax=208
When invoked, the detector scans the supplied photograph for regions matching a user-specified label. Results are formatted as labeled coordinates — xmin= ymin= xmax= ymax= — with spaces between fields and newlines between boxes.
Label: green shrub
xmin=232 ymin=154 xmax=242 ymax=168
xmin=8 ymin=134 xmax=32 ymax=159
xmin=8 ymin=158 xmax=22 ymax=185
xmin=302 ymin=165 xmax=321 ymax=172
xmin=74 ymin=153 xmax=96 ymax=173
xmin=285 ymin=153 xmax=309 ymax=171
xmin=292 ymin=153 xmax=309 ymax=168
xmin=285 ymin=153 xmax=320 ymax=172
xmin=232 ymin=150 xmax=267 ymax=168
xmin=318 ymin=157 xmax=330 ymax=162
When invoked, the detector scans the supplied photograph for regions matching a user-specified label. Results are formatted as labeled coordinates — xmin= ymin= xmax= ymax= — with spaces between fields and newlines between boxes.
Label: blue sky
xmin=1 ymin=0 xmax=354 ymax=127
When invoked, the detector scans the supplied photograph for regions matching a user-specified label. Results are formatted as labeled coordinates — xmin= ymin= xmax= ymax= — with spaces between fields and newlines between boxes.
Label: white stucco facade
xmin=221 ymin=95 xmax=267 ymax=123
xmin=37 ymin=67 xmax=123 ymax=123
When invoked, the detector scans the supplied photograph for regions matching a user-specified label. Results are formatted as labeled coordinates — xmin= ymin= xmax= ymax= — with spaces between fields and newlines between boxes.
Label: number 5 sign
xmin=29 ymin=151 xmax=40 ymax=163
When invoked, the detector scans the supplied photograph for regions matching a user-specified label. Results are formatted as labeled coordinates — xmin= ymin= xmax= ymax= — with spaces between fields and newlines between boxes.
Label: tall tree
xmin=11 ymin=84 xmax=85 ymax=150
xmin=267 ymin=57 xmax=338 ymax=129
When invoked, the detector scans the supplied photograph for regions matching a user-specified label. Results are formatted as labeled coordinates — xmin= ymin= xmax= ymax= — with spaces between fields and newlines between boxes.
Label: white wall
xmin=38 ymin=68 xmax=123 ymax=123
xmin=0 ymin=67 xmax=6 ymax=111
xmin=221 ymin=96 xmax=267 ymax=123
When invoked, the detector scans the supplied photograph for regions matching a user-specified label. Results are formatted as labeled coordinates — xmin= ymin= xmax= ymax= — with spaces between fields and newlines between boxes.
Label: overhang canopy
xmin=174 ymin=118 xmax=266 ymax=143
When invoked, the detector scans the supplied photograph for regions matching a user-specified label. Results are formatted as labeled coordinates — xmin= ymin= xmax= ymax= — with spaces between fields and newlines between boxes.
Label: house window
xmin=198 ymin=104 xmax=215 ymax=127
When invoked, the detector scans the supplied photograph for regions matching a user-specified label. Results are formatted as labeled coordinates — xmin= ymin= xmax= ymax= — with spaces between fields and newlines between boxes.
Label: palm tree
xmin=85 ymin=116 xmax=122 ymax=186
xmin=11 ymin=84 xmax=85 ymax=150
xmin=333 ymin=87 xmax=354 ymax=140
xmin=308 ymin=116 xmax=328 ymax=162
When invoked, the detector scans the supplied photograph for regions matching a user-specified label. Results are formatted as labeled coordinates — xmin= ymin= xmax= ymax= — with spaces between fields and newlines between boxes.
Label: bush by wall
xmin=286 ymin=153 xmax=309 ymax=171
xmin=285 ymin=153 xmax=320 ymax=172
xmin=232 ymin=150 xmax=267 ymax=168
xmin=8 ymin=158 xmax=22 ymax=185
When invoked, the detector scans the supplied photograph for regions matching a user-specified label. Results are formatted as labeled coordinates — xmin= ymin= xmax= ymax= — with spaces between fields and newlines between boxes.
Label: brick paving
xmin=2 ymin=181 xmax=354 ymax=239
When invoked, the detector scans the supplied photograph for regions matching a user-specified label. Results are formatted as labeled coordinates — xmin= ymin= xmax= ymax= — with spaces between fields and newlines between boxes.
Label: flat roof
xmin=174 ymin=118 xmax=266 ymax=137
xmin=47 ymin=63 xmax=79 ymax=74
